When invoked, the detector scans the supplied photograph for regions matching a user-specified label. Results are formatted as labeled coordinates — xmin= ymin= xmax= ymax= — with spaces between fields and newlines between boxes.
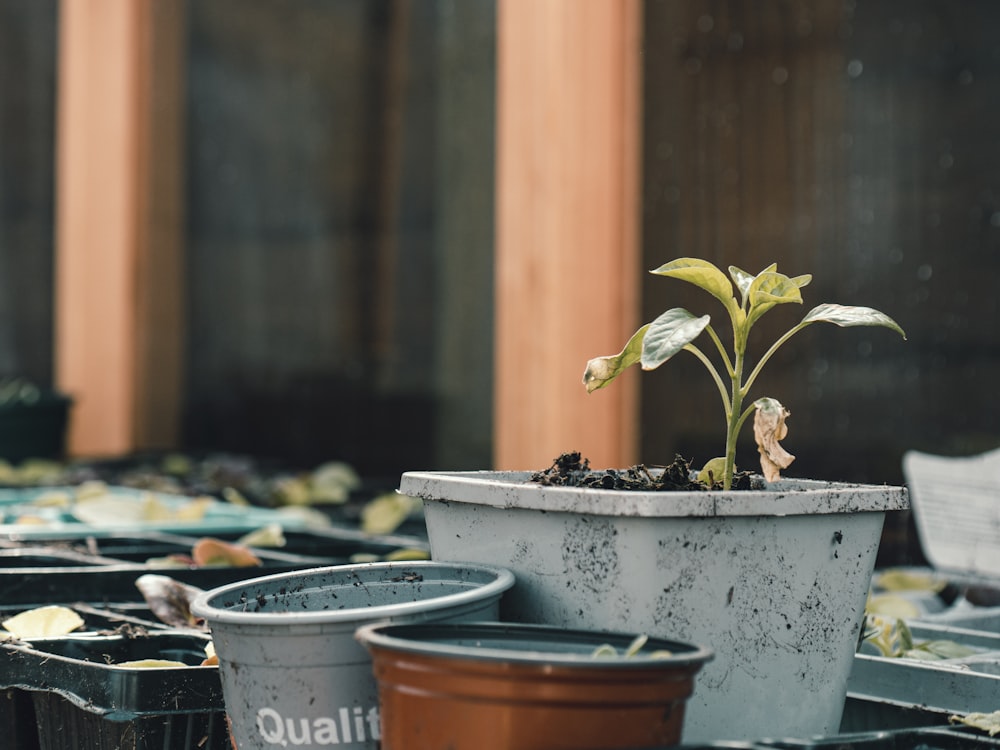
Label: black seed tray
xmin=0 ymin=632 xmax=228 ymax=750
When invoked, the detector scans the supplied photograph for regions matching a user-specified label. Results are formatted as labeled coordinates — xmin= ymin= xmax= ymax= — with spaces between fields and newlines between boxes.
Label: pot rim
xmin=190 ymin=560 xmax=515 ymax=626
xmin=400 ymin=470 xmax=909 ymax=518
xmin=356 ymin=621 xmax=714 ymax=669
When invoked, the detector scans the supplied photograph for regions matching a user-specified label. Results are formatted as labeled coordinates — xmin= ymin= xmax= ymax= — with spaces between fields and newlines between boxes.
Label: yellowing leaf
xmin=75 ymin=481 xmax=110 ymax=500
xmin=745 ymin=272 xmax=807 ymax=328
xmin=866 ymin=594 xmax=922 ymax=620
xmin=874 ymin=568 xmax=947 ymax=593
xmin=383 ymin=548 xmax=431 ymax=562
xmin=361 ymin=493 xmax=420 ymax=535
xmin=237 ymin=524 xmax=286 ymax=548
xmin=310 ymin=462 xmax=361 ymax=504
xmin=140 ymin=494 xmax=176 ymax=522
xmin=952 ymin=711 xmax=1000 ymax=736
xmin=273 ymin=476 xmax=312 ymax=506
xmin=135 ymin=574 xmax=206 ymax=628
xmin=583 ymin=325 xmax=649 ymax=393
xmin=116 ymin=659 xmax=190 ymax=669
xmin=650 ymin=258 xmax=737 ymax=312
xmin=13 ymin=515 xmax=50 ymax=526
xmin=2 ymin=605 xmax=85 ymax=638
xmin=624 ymin=634 xmax=648 ymax=657
xmin=173 ymin=496 xmax=213 ymax=521
xmin=729 ymin=264 xmax=775 ymax=306
xmin=753 ymin=397 xmax=795 ymax=482
xmin=697 ymin=457 xmax=727 ymax=487
xmin=28 ymin=491 xmax=72 ymax=508
xmin=73 ymin=494 xmax=149 ymax=524
xmin=221 ymin=487 xmax=250 ymax=506
xmin=192 ymin=538 xmax=262 ymax=568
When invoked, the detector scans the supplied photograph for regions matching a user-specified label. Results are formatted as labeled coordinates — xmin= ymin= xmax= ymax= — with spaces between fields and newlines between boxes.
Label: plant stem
xmin=723 ymin=348 xmax=746 ymax=491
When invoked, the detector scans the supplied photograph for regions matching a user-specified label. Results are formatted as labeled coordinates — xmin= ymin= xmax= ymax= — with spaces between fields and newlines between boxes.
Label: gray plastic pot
xmin=400 ymin=470 xmax=909 ymax=743
xmin=191 ymin=561 xmax=515 ymax=750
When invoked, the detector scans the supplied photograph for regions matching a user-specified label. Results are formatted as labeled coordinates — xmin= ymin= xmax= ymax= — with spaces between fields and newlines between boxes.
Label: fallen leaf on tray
xmin=116 ymin=659 xmax=190 ymax=669
xmin=2 ymin=605 xmax=85 ymax=638
xmin=865 ymin=593 xmax=922 ymax=620
xmin=237 ymin=524 xmax=286 ymax=548
xmin=952 ymin=711 xmax=1000 ymax=736
xmin=874 ymin=568 xmax=947 ymax=593
xmin=192 ymin=538 xmax=262 ymax=568
xmin=135 ymin=574 xmax=206 ymax=629
xmin=361 ymin=493 xmax=421 ymax=535
xmin=202 ymin=641 xmax=218 ymax=666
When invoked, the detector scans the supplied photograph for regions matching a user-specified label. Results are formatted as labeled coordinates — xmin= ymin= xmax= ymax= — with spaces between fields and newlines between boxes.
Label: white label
xmin=255 ymin=705 xmax=380 ymax=747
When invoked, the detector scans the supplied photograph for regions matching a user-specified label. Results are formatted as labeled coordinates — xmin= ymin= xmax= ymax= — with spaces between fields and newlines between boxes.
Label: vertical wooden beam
xmin=55 ymin=0 xmax=185 ymax=457
xmin=494 ymin=0 xmax=642 ymax=470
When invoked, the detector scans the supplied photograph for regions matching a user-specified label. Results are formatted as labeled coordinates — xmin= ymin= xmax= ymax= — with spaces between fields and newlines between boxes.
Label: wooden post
xmin=494 ymin=0 xmax=642 ymax=470
xmin=55 ymin=0 xmax=185 ymax=457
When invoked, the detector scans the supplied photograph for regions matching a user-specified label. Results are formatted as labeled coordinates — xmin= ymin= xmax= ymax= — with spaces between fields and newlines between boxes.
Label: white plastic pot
xmin=192 ymin=560 xmax=515 ymax=750
xmin=399 ymin=471 xmax=908 ymax=743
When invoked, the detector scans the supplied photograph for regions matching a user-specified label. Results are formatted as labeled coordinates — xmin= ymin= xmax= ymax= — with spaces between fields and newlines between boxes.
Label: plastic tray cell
xmin=0 ymin=632 xmax=228 ymax=750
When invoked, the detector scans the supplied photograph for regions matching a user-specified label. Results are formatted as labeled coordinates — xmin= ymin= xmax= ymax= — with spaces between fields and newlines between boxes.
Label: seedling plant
xmin=583 ymin=258 xmax=906 ymax=490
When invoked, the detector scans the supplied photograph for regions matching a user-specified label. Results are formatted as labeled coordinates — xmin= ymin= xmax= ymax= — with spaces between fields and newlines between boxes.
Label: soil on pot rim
xmin=530 ymin=452 xmax=757 ymax=492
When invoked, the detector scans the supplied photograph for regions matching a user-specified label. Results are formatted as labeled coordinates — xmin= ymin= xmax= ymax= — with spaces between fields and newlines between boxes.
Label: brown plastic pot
xmin=356 ymin=621 xmax=712 ymax=750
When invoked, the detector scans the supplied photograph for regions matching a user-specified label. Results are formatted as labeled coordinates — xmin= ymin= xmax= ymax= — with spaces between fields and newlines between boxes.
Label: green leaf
xmin=582 ymin=325 xmax=649 ymax=393
xmin=802 ymin=303 xmax=907 ymax=339
xmin=749 ymin=272 xmax=806 ymax=307
xmin=640 ymin=309 xmax=711 ymax=371
xmin=904 ymin=640 xmax=978 ymax=661
xmin=650 ymin=258 xmax=737 ymax=312
xmin=745 ymin=272 xmax=808 ymax=327
xmin=729 ymin=263 xmax=776 ymax=307
xmin=788 ymin=274 xmax=813 ymax=290
xmin=897 ymin=619 xmax=915 ymax=652
xmin=697 ymin=457 xmax=727 ymax=486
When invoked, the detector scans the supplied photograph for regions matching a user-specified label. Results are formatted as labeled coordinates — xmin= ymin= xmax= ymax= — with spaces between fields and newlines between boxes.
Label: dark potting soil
xmin=529 ymin=451 xmax=756 ymax=492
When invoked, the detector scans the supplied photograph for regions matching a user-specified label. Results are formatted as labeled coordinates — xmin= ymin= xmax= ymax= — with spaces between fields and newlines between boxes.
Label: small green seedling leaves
xmin=651 ymin=258 xmax=737 ymax=314
xmin=641 ymin=310 xmax=711 ymax=371
xmin=697 ymin=457 xmax=728 ymax=487
xmin=745 ymin=272 xmax=810 ymax=328
xmin=801 ymin=303 xmax=907 ymax=339
xmin=862 ymin=612 xmax=977 ymax=661
xmin=583 ymin=257 xmax=906 ymax=489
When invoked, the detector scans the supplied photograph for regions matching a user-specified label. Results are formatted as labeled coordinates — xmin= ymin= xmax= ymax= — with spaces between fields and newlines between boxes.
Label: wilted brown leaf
xmin=753 ymin=398 xmax=795 ymax=481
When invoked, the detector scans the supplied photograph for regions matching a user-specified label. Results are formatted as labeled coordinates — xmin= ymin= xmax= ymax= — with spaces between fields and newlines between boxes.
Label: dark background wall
xmin=181 ymin=0 xmax=496 ymax=480
xmin=0 ymin=0 xmax=57 ymax=384
xmin=2 ymin=0 xmax=999 ymax=512
xmin=642 ymin=0 xmax=1000 ymax=488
